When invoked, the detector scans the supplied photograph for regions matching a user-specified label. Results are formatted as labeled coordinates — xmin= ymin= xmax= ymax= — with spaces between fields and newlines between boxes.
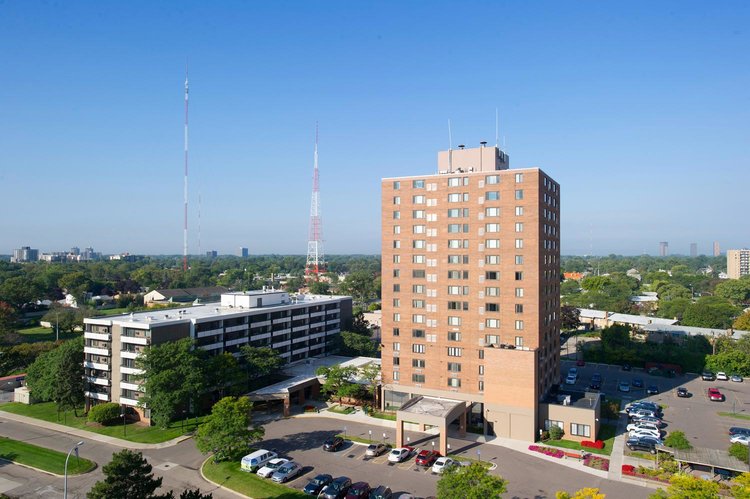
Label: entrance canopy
xmin=395 ymin=396 xmax=467 ymax=456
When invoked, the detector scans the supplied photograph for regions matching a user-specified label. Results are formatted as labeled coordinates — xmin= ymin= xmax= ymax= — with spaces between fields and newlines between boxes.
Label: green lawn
xmin=368 ymin=410 xmax=396 ymax=421
xmin=0 ymin=402 xmax=208 ymax=444
xmin=0 ymin=436 xmax=96 ymax=475
xmin=327 ymin=405 xmax=354 ymax=415
xmin=202 ymin=456 xmax=307 ymax=499
xmin=15 ymin=326 xmax=78 ymax=343
xmin=719 ymin=411 xmax=750 ymax=421
xmin=541 ymin=423 xmax=617 ymax=456
xmin=92 ymin=307 xmax=130 ymax=316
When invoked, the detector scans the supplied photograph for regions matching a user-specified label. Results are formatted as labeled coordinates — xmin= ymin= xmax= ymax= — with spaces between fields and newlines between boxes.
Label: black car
xmin=303 ymin=474 xmax=332 ymax=496
xmin=369 ymin=485 xmax=393 ymax=499
xmin=702 ymin=371 xmax=716 ymax=381
xmin=729 ymin=427 xmax=750 ymax=437
xmin=647 ymin=385 xmax=659 ymax=395
xmin=320 ymin=476 xmax=352 ymax=499
xmin=676 ymin=387 xmax=691 ymax=398
xmin=626 ymin=436 xmax=661 ymax=454
xmin=622 ymin=363 xmax=632 ymax=371
xmin=632 ymin=378 xmax=644 ymax=388
xmin=588 ymin=381 xmax=601 ymax=391
xmin=323 ymin=436 xmax=345 ymax=452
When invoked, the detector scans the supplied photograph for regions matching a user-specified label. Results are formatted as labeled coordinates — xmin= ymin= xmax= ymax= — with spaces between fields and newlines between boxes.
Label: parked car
xmin=576 ymin=359 xmax=585 ymax=366
xmin=257 ymin=458 xmax=289 ymax=478
xmin=565 ymin=373 xmax=577 ymax=385
xmin=431 ymin=457 xmax=458 ymax=474
xmin=730 ymin=434 xmax=750 ymax=445
xmin=632 ymin=415 xmax=663 ymax=427
xmin=622 ymin=363 xmax=632 ymax=371
xmin=647 ymin=385 xmax=659 ymax=395
xmin=730 ymin=427 xmax=750 ymax=437
xmin=702 ymin=371 xmax=716 ymax=381
xmin=629 ymin=409 xmax=658 ymax=420
xmin=708 ymin=388 xmax=725 ymax=402
xmin=629 ymin=428 xmax=661 ymax=439
xmin=676 ymin=387 xmax=691 ymax=398
xmin=415 ymin=450 xmax=440 ymax=466
xmin=240 ymin=449 xmax=278 ymax=473
xmin=626 ymin=436 xmax=662 ymax=454
xmin=345 ymin=482 xmax=371 ymax=499
xmin=568 ymin=367 xmax=578 ymax=377
xmin=272 ymin=461 xmax=302 ymax=483
xmin=323 ymin=436 xmax=345 ymax=452
xmin=591 ymin=373 xmax=602 ymax=383
xmin=388 ymin=447 xmax=414 ymax=463
xmin=732 ymin=374 xmax=744 ymax=383
xmin=303 ymin=474 xmax=332 ymax=496
xmin=588 ymin=381 xmax=601 ymax=391
xmin=632 ymin=378 xmax=644 ymax=388
xmin=320 ymin=477 xmax=352 ymax=499
xmin=626 ymin=401 xmax=661 ymax=415
xmin=627 ymin=422 xmax=660 ymax=433
xmin=717 ymin=372 xmax=729 ymax=381
xmin=368 ymin=485 xmax=393 ymax=499
xmin=618 ymin=381 xmax=631 ymax=392
xmin=366 ymin=443 xmax=388 ymax=457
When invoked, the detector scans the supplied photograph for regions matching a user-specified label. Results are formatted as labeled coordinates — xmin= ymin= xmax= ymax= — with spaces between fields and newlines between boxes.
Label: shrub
xmin=664 ymin=431 xmax=692 ymax=450
xmin=88 ymin=402 xmax=122 ymax=425
xmin=549 ymin=425 xmax=564 ymax=440
xmin=583 ymin=455 xmax=609 ymax=471
xmin=622 ymin=464 xmax=636 ymax=475
xmin=528 ymin=445 xmax=564 ymax=458
xmin=581 ymin=440 xmax=605 ymax=449
xmin=729 ymin=442 xmax=748 ymax=461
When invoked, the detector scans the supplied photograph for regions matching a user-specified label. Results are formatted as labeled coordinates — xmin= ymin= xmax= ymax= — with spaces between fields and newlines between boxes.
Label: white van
xmin=240 ymin=449 xmax=277 ymax=472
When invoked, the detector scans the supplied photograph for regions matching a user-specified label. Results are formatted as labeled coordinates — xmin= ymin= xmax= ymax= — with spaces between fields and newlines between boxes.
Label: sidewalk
xmin=607 ymin=402 xmax=629 ymax=481
xmin=0 ymin=410 xmax=192 ymax=449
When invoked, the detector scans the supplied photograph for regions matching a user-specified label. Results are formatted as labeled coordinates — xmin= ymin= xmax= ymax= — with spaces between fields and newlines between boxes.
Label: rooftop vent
xmin=458 ymin=144 xmax=465 ymax=149
xmin=480 ymin=141 xmax=487 ymax=147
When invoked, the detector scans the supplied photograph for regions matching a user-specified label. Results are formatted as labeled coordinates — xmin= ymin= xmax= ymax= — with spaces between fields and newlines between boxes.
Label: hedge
xmin=581 ymin=440 xmax=605 ymax=449
xmin=87 ymin=402 xmax=122 ymax=424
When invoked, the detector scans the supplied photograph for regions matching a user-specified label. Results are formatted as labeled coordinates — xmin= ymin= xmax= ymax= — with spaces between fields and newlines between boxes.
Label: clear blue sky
xmin=1 ymin=1 xmax=748 ymax=256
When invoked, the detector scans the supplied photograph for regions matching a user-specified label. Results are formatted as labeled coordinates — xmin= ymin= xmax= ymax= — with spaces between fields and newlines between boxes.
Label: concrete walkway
xmin=0 ymin=410 xmax=192 ymax=449
xmin=607 ymin=402 xmax=629 ymax=481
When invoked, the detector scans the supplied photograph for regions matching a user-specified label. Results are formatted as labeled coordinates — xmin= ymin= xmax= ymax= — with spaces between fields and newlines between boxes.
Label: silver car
xmin=366 ymin=443 xmax=388 ymax=457
xmin=271 ymin=461 xmax=301 ymax=483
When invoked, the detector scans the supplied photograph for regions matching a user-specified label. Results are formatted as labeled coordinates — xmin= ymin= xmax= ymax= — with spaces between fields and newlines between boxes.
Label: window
xmin=447 ymin=270 xmax=468 ymax=279
xmin=515 ymin=189 xmax=523 ymax=200
xmin=393 ymin=269 xmax=400 ymax=277
xmin=393 ymin=211 xmax=400 ymax=219
xmin=485 ymin=287 xmax=500 ymax=296
xmin=448 ymin=316 xmax=462 ymax=326
xmin=412 ymin=284 xmax=425 ymax=293
xmin=413 ymin=225 xmax=425 ymax=234
xmin=515 ymin=336 xmax=524 ymax=347
xmin=393 ymin=328 xmax=400 ymax=337
xmin=413 ymin=179 xmax=425 ymax=188
xmin=478 ymin=381 xmax=484 ymax=391
xmin=412 ymin=210 xmax=425 ymax=219
xmin=393 ymin=356 xmax=400 ymax=365
xmin=393 ymin=196 xmax=401 ymax=205
xmin=412 ymin=374 xmax=425 ymax=383
xmin=413 ymin=240 xmax=425 ymax=249
xmin=393 ymin=255 xmax=400 ymax=263
xmin=485 ymin=191 xmax=500 ymax=201
xmin=447 ymin=331 xmax=461 ymax=341
xmin=447 ymin=224 xmax=464 ymax=233
xmin=485 ymin=318 xmax=500 ymax=329
xmin=478 ymin=365 xmax=485 ymax=375
xmin=393 ymin=313 xmax=400 ymax=322
xmin=545 ymin=420 xmax=564 ymax=431
xmin=485 ymin=255 xmax=500 ymax=265
xmin=515 ymin=206 xmax=524 ymax=216
xmin=486 ymin=303 xmax=499 ymax=312
xmin=515 ymin=222 xmax=523 ymax=232
xmin=413 ymin=269 xmax=426 ymax=278
xmin=413 ymin=195 xmax=425 ymax=204
xmin=515 ymin=239 xmax=524 ymax=249
xmin=393 ymin=371 xmax=400 ymax=381
xmin=448 ymin=378 xmax=461 ymax=388
xmin=515 ymin=288 xmax=524 ymax=297
xmin=393 ymin=225 xmax=401 ymax=235
xmin=412 ymin=299 xmax=425 ymax=309
xmin=515 ymin=304 xmax=524 ymax=313
xmin=448 ymin=255 xmax=468 ymax=264
xmin=447 ymin=362 xmax=461 ymax=372
xmin=412 ymin=329 xmax=425 ymax=338
xmin=515 ymin=320 xmax=524 ymax=330
xmin=515 ymin=271 xmax=523 ymax=280
xmin=485 ymin=334 xmax=500 ymax=345
xmin=448 ymin=286 xmax=469 ymax=295
xmin=478 ymin=350 xmax=484 ymax=359
xmin=412 ymin=358 xmax=426 ymax=368
xmin=447 ymin=193 xmax=464 ymax=203
xmin=485 ymin=223 xmax=500 ymax=233
xmin=393 ymin=181 xmax=401 ymax=189
xmin=412 ymin=314 xmax=425 ymax=324
xmin=447 ymin=301 xmax=468 ymax=310
xmin=448 ymin=239 xmax=469 ymax=248
xmin=447 ymin=347 xmax=463 ymax=357
xmin=412 ymin=344 xmax=425 ymax=353
xmin=515 ymin=173 xmax=524 ymax=183
xmin=413 ymin=255 xmax=425 ymax=264
xmin=448 ymin=176 xmax=468 ymax=187
xmin=486 ymin=239 xmax=500 ymax=249
xmin=392 ymin=298 xmax=400 ymax=307
xmin=570 ymin=423 xmax=591 ymax=438
xmin=393 ymin=284 xmax=400 ymax=292
xmin=393 ymin=240 xmax=401 ymax=249
xmin=393 ymin=342 xmax=400 ymax=351
xmin=485 ymin=175 xmax=499 ymax=185
xmin=485 ymin=271 xmax=499 ymax=280
xmin=515 ymin=255 xmax=523 ymax=265
xmin=485 ymin=207 xmax=500 ymax=217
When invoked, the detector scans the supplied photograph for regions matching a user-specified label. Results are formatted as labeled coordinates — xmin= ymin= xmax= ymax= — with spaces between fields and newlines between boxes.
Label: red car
xmin=576 ymin=359 xmax=585 ymax=367
xmin=345 ymin=481 xmax=370 ymax=499
xmin=415 ymin=450 xmax=440 ymax=466
xmin=708 ymin=388 xmax=724 ymax=402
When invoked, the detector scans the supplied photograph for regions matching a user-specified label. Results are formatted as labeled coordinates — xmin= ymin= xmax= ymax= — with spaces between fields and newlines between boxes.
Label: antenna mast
xmin=305 ymin=123 xmax=326 ymax=279
xmin=183 ymin=64 xmax=189 ymax=271
xmin=495 ymin=108 xmax=499 ymax=147
xmin=198 ymin=192 xmax=202 ymax=256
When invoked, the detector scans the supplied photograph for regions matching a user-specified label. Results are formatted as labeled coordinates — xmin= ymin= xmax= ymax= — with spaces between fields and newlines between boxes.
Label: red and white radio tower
xmin=305 ymin=125 xmax=326 ymax=278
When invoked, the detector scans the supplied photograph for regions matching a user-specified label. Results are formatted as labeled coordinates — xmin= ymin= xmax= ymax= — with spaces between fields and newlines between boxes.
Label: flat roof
xmin=85 ymin=293 xmax=350 ymax=328
xmin=381 ymin=166 xmax=543 ymax=181
xmin=399 ymin=396 xmax=464 ymax=418
xmin=670 ymin=446 xmax=749 ymax=473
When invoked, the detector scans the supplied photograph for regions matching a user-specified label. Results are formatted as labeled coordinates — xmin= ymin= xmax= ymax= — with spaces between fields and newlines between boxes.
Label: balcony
xmin=84 ymin=332 xmax=110 ymax=341
xmin=84 ymin=346 xmax=109 ymax=357
xmin=85 ymin=391 xmax=109 ymax=401
xmin=120 ymin=351 xmax=141 ymax=360
xmin=249 ymin=332 xmax=271 ymax=341
xmin=120 ymin=366 xmax=144 ymax=375
xmin=86 ymin=376 xmax=109 ymax=386
xmin=225 ymin=324 xmax=248 ymax=333
xmin=196 ymin=328 xmax=223 ymax=339
xmin=326 ymin=328 xmax=341 ymax=336
xmin=84 ymin=361 xmax=110 ymax=371
xmin=198 ymin=342 xmax=223 ymax=351
xmin=272 ymin=340 xmax=291 ymax=349
xmin=119 ymin=397 xmax=139 ymax=406
xmin=226 ymin=337 xmax=248 ymax=347
xmin=121 ymin=336 xmax=149 ymax=346
xmin=120 ymin=382 xmax=142 ymax=392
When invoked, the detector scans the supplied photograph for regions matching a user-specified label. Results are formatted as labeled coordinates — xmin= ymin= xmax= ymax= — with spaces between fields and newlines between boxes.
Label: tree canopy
xmin=25 ymin=336 xmax=84 ymax=414
xmin=195 ymin=396 xmax=264 ymax=462
xmin=436 ymin=462 xmax=507 ymax=499
xmin=87 ymin=449 xmax=169 ymax=499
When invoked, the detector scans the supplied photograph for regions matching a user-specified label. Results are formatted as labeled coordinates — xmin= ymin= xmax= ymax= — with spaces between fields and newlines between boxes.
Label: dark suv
xmin=702 ymin=371 xmax=716 ymax=381
xmin=321 ymin=477 xmax=352 ymax=499
xmin=323 ymin=436 xmax=345 ymax=452
xmin=729 ymin=427 xmax=750 ymax=437
xmin=626 ymin=436 xmax=661 ymax=454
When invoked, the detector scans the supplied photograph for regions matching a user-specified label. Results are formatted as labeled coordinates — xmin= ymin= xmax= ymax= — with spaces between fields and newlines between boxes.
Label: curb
xmin=199 ymin=456 xmax=250 ymax=499
xmin=0 ymin=456 xmax=98 ymax=478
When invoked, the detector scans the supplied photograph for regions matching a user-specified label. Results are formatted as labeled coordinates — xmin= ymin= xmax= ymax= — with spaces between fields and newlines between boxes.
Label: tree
xmin=560 ymin=305 xmax=581 ymax=331
xmin=682 ymin=296 xmax=741 ymax=329
xmin=0 ymin=301 xmax=17 ymax=341
xmin=729 ymin=442 xmax=749 ymax=463
xmin=715 ymin=279 xmax=750 ymax=305
xmin=205 ymin=352 xmax=245 ymax=398
xmin=136 ymin=338 xmax=205 ymax=428
xmin=340 ymin=271 xmax=377 ymax=306
xmin=25 ymin=337 xmax=84 ymax=414
xmin=42 ymin=306 xmax=85 ymax=334
xmin=663 ymin=431 xmax=692 ymax=450
xmin=556 ymin=488 xmax=605 ymax=499
xmin=176 ymin=491 xmax=213 ymax=499
xmin=358 ymin=362 xmax=380 ymax=407
xmin=731 ymin=472 xmax=750 ymax=499
xmin=734 ymin=312 xmax=750 ymax=331
xmin=87 ymin=449 xmax=168 ymax=499
xmin=308 ymin=280 xmax=330 ymax=295
xmin=0 ymin=276 xmax=41 ymax=310
xmin=560 ymin=280 xmax=581 ymax=296
xmin=436 ymin=462 xmax=507 ymax=499
xmin=705 ymin=349 xmax=750 ymax=377
xmin=649 ymin=472 xmax=720 ymax=499
xmin=195 ymin=396 xmax=264 ymax=462
xmin=656 ymin=298 xmax=692 ymax=320
xmin=658 ymin=284 xmax=691 ymax=301
xmin=316 ymin=364 xmax=359 ymax=402
xmin=600 ymin=325 xmax=630 ymax=349
xmin=240 ymin=345 xmax=284 ymax=381
xmin=339 ymin=331 xmax=378 ymax=357
xmin=284 ymin=276 xmax=305 ymax=292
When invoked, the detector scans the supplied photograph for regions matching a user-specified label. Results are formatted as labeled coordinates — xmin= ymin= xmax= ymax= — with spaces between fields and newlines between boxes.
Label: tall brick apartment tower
xmin=381 ymin=144 xmax=561 ymax=446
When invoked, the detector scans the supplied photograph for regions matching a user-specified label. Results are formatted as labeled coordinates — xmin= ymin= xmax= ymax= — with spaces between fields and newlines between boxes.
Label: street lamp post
xmin=64 ymin=441 xmax=84 ymax=499
xmin=368 ymin=430 xmax=372 ymax=442
xmin=343 ymin=426 xmax=347 ymax=440
xmin=383 ymin=432 xmax=386 ymax=444
xmin=120 ymin=410 xmax=126 ymax=437
xmin=477 ymin=449 xmax=481 ymax=462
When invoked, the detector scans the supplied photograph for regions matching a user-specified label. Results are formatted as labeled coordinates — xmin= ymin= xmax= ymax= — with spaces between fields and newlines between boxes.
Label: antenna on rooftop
xmin=183 ymin=61 xmax=189 ymax=272
xmin=305 ymin=123 xmax=326 ymax=279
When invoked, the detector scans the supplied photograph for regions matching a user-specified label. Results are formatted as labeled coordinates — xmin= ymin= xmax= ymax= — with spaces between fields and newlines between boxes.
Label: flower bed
xmin=583 ymin=455 xmax=610 ymax=471
xmin=528 ymin=445 xmax=564 ymax=459
xmin=621 ymin=464 xmax=670 ymax=483
xmin=581 ymin=440 xmax=605 ymax=449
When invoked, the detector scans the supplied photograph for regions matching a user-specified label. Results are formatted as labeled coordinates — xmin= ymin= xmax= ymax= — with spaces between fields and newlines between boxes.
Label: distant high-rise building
xmin=240 ymin=247 xmax=249 ymax=258
xmin=206 ymin=250 xmax=218 ymax=258
xmin=727 ymin=249 xmax=750 ymax=279
xmin=713 ymin=241 xmax=721 ymax=257
xmin=11 ymin=246 xmax=39 ymax=263
xmin=659 ymin=241 xmax=669 ymax=257
xmin=70 ymin=246 xmax=80 ymax=256
xmin=690 ymin=243 xmax=697 ymax=257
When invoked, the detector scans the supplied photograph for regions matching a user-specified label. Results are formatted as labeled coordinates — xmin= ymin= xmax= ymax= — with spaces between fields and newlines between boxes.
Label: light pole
xmin=343 ymin=425 xmax=347 ymax=440
xmin=382 ymin=432 xmax=386 ymax=445
xmin=477 ymin=449 xmax=481 ymax=462
xmin=64 ymin=441 xmax=84 ymax=499
xmin=368 ymin=430 xmax=372 ymax=442
xmin=120 ymin=410 xmax=126 ymax=437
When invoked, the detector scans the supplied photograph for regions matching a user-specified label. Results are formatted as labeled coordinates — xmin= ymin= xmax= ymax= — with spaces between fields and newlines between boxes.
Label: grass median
xmin=202 ymin=456 xmax=307 ymax=498
xmin=0 ymin=402 xmax=208 ymax=444
xmin=0 ymin=436 xmax=96 ymax=475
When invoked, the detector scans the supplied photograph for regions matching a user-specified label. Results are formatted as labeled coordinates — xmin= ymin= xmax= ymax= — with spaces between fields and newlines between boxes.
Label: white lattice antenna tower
xmin=305 ymin=124 xmax=325 ymax=278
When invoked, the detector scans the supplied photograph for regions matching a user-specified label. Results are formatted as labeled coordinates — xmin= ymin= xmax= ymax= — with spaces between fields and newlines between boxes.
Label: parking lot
xmin=561 ymin=359 xmax=750 ymax=451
